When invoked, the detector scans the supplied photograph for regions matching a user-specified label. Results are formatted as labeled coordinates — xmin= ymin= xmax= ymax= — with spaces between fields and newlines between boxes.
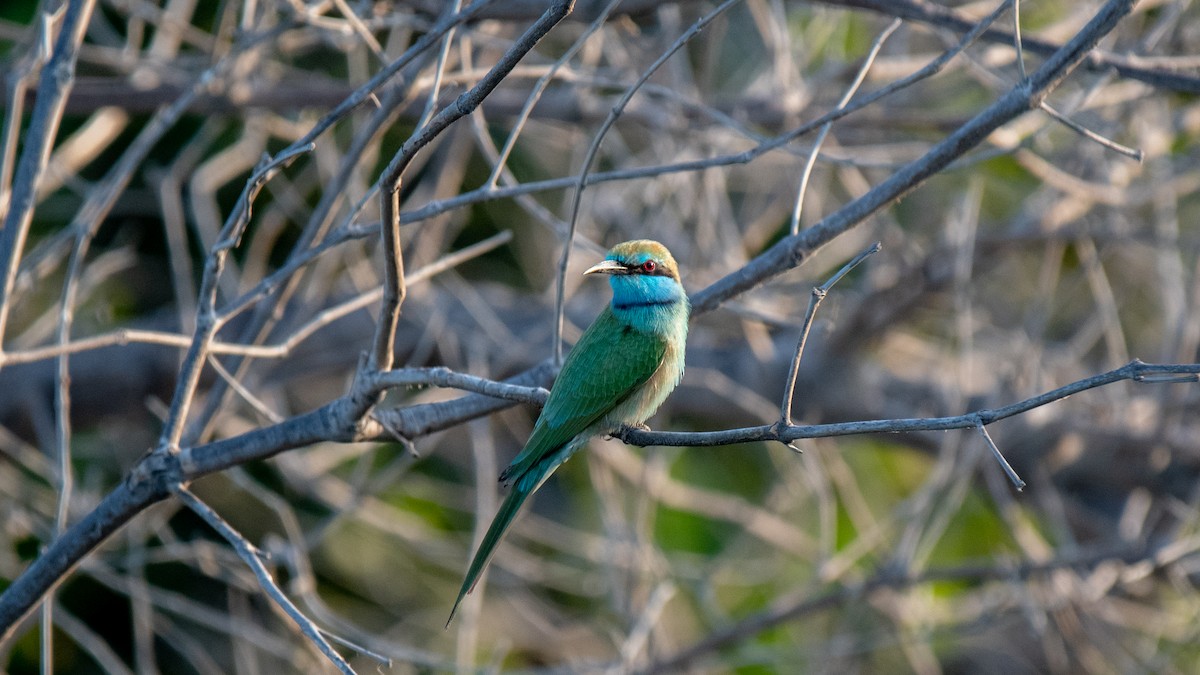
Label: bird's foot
xmin=608 ymin=423 xmax=651 ymax=442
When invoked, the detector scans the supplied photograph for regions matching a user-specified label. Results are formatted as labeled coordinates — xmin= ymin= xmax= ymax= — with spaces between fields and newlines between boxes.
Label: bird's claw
xmin=607 ymin=423 xmax=651 ymax=442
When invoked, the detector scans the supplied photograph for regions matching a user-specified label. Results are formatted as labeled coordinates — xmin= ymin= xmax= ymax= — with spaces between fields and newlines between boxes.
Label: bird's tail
xmin=446 ymin=480 xmax=535 ymax=627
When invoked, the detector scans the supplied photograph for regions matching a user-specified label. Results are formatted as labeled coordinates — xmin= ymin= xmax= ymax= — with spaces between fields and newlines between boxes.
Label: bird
xmin=447 ymin=239 xmax=689 ymax=626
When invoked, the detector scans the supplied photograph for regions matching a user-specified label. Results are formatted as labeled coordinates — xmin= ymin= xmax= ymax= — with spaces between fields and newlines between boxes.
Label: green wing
xmin=447 ymin=308 xmax=666 ymax=626
xmin=500 ymin=306 xmax=667 ymax=485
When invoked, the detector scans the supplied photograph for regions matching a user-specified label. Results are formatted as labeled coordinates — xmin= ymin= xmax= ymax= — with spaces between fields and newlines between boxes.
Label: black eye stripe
xmin=622 ymin=261 xmax=672 ymax=276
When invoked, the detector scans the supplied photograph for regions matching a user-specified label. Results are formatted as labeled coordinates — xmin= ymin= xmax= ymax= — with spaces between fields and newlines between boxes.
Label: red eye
xmin=641 ymin=260 xmax=657 ymax=273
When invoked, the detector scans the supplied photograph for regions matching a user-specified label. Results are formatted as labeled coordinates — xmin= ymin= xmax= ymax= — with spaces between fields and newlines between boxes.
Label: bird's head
xmin=584 ymin=240 xmax=685 ymax=308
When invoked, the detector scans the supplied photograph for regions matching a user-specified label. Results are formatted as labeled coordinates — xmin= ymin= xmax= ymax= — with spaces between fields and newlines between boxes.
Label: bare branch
xmin=690 ymin=0 xmax=1137 ymax=316
xmin=371 ymin=0 xmax=576 ymax=371
xmin=975 ymin=422 xmax=1025 ymax=490
xmin=789 ymin=18 xmax=903 ymax=236
xmin=174 ymin=486 xmax=355 ymax=674
xmin=779 ymin=243 xmax=880 ymax=427
xmin=821 ymin=0 xmax=1200 ymax=94
xmin=0 ymin=0 xmax=97 ymax=349
xmin=618 ymin=360 xmax=1200 ymax=447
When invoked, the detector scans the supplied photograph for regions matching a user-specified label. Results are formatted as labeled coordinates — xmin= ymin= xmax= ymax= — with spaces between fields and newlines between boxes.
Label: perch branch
xmin=617 ymin=360 xmax=1199 ymax=448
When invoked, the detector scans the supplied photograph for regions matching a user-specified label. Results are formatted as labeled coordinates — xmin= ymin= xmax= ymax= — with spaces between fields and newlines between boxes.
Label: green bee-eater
xmin=448 ymin=240 xmax=689 ymax=625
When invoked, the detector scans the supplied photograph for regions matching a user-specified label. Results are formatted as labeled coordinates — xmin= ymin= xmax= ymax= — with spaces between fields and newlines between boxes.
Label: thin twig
xmin=417 ymin=0 xmax=463 ymax=130
xmin=616 ymin=582 xmax=676 ymax=672
xmin=975 ymin=422 xmax=1025 ymax=490
xmin=156 ymin=146 xmax=313 ymax=453
xmin=1012 ymin=0 xmax=1027 ymax=80
xmin=1040 ymin=101 xmax=1144 ymax=161
xmin=372 ymin=366 xmax=550 ymax=404
xmin=173 ymin=486 xmax=355 ymax=675
xmin=485 ymin=0 xmax=623 ymax=190
xmin=275 ymin=0 xmax=496 ymax=164
xmin=790 ymin=20 xmax=901 ymax=236
xmin=328 ymin=0 xmax=387 ymax=63
xmin=779 ymin=242 xmax=881 ymax=427
xmin=207 ymin=354 xmax=284 ymax=424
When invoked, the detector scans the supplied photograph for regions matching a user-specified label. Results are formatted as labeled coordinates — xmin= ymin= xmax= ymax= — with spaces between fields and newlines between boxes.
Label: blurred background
xmin=2 ymin=0 xmax=1200 ymax=672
